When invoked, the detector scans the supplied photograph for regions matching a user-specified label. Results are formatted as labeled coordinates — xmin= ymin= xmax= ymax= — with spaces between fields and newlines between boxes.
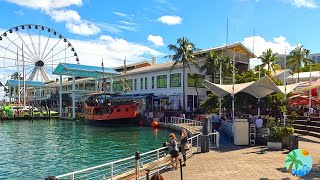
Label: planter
xmin=282 ymin=136 xmax=289 ymax=149
xmin=267 ymin=142 xmax=282 ymax=150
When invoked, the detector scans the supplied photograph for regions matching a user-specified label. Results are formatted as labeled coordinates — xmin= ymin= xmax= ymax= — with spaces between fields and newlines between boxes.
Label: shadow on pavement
xmin=298 ymin=136 xmax=320 ymax=144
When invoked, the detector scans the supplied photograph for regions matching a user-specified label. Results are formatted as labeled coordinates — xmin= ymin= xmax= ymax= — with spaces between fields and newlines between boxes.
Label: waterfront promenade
xmin=161 ymin=135 xmax=320 ymax=180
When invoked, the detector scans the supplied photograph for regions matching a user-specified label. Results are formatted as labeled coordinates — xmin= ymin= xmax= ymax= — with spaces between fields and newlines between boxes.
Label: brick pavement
xmin=161 ymin=135 xmax=320 ymax=180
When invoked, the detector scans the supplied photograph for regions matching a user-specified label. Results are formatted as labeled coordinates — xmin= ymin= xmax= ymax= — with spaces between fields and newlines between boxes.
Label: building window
xmin=157 ymin=75 xmax=167 ymax=88
xmin=134 ymin=79 xmax=137 ymax=90
xmin=152 ymin=77 xmax=154 ymax=89
xmin=170 ymin=73 xmax=181 ymax=87
xmin=188 ymin=73 xmax=205 ymax=88
xmin=125 ymin=79 xmax=133 ymax=91
xmin=140 ymin=78 xmax=143 ymax=89
xmin=145 ymin=77 xmax=148 ymax=89
xmin=113 ymin=81 xmax=123 ymax=91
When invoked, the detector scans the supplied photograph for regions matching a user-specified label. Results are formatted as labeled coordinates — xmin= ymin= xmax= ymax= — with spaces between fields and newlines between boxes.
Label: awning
xmin=202 ymin=80 xmax=253 ymax=97
xmin=53 ymin=63 xmax=120 ymax=78
xmin=5 ymin=80 xmax=45 ymax=87
xmin=203 ymin=75 xmax=295 ymax=98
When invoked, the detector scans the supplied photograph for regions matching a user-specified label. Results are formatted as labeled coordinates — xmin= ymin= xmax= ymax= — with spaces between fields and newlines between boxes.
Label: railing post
xmin=196 ymin=135 xmax=199 ymax=152
xmin=71 ymin=174 xmax=74 ymax=180
xmin=216 ymin=132 xmax=220 ymax=149
xmin=135 ymin=151 xmax=140 ymax=180
xmin=157 ymin=150 xmax=160 ymax=172
xmin=110 ymin=164 xmax=114 ymax=180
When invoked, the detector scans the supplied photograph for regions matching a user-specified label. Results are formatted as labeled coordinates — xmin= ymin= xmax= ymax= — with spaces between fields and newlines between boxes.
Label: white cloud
xmin=45 ymin=9 xmax=100 ymax=36
xmin=6 ymin=0 xmax=82 ymax=10
xmin=66 ymin=22 xmax=100 ymax=36
xmin=147 ymin=35 xmax=164 ymax=46
xmin=290 ymin=0 xmax=318 ymax=8
xmin=158 ymin=15 xmax=182 ymax=25
xmin=113 ymin=12 xmax=128 ymax=17
xmin=98 ymin=35 xmax=162 ymax=60
xmin=242 ymin=35 xmax=296 ymax=69
xmin=14 ymin=10 xmax=24 ymax=16
xmin=47 ymin=9 xmax=81 ymax=23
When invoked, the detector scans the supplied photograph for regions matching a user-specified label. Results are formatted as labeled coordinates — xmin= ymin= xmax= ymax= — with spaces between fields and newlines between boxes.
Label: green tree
xmin=286 ymin=46 xmax=314 ymax=82
xmin=200 ymin=92 xmax=219 ymax=113
xmin=285 ymin=150 xmax=303 ymax=174
xmin=200 ymin=50 xmax=219 ymax=83
xmin=11 ymin=72 xmax=23 ymax=80
xmin=166 ymin=37 xmax=199 ymax=112
xmin=301 ymin=64 xmax=320 ymax=72
xmin=258 ymin=48 xmax=281 ymax=76
xmin=219 ymin=56 xmax=234 ymax=84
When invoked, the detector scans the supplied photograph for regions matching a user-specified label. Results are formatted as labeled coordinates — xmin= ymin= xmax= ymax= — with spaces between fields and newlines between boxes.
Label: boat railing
xmin=54 ymin=133 xmax=203 ymax=180
xmin=169 ymin=116 xmax=203 ymax=126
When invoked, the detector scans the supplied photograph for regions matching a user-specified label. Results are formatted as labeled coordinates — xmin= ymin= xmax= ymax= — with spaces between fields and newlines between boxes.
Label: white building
xmin=27 ymin=42 xmax=255 ymax=112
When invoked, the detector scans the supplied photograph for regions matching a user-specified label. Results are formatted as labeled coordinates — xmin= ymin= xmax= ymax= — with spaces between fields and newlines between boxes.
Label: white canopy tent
xmin=202 ymin=75 xmax=292 ymax=98
xmin=202 ymin=75 xmax=300 ymax=124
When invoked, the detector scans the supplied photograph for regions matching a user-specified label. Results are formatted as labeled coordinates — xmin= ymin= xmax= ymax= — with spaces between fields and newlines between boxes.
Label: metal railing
xmin=169 ymin=117 xmax=203 ymax=126
xmin=54 ymin=133 xmax=202 ymax=180
xmin=208 ymin=131 xmax=220 ymax=149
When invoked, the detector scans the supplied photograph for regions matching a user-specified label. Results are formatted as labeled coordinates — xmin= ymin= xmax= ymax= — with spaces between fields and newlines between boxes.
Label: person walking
xmin=166 ymin=133 xmax=179 ymax=170
xmin=180 ymin=129 xmax=188 ymax=166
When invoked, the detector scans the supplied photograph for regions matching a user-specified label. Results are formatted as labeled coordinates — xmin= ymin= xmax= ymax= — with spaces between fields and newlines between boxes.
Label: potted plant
xmin=267 ymin=126 xmax=283 ymax=150
xmin=266 ymin=116 xmax=283 ymax=150
xmin=281 ymin=126 xmax=294 ymax=149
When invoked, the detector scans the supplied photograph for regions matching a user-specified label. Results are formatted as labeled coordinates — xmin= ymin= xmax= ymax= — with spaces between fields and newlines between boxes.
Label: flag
xmin=101 ymin=58 xmax=104 ymax=71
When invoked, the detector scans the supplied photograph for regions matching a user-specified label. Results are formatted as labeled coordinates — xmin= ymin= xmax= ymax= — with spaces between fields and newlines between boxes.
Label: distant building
xmin=276 ymin=53 xmax=320 ymax=70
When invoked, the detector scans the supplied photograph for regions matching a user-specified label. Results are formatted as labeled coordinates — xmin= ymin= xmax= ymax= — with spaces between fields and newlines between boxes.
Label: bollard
xmin=201 ymin=118 xmax=210 ymax=153
xmin=134 ymin=151 xmax=140 ymax=180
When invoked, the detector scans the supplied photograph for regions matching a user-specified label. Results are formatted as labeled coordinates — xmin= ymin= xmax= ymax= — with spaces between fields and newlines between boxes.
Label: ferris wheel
xmin=0 ymin=24 xmax=79 ymax=84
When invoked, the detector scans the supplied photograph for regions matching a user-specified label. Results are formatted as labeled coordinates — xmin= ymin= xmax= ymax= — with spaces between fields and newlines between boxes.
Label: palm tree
xmin=285 ymin=150 xmax=302 ymax=174
xmin=165 ymin=37 xmax=199 ymax=112
xmin=11 ymin=72 xmax=23 ymax=80
xmin=258 ymin=49 xmax=281 ymax=77
xmin=287 ymin=46 xmax=314 ymax=82
xmin=219 ymin=56 xmax=234 ymax=84
xmin=200 ymin=50 xmax=219 ymax=83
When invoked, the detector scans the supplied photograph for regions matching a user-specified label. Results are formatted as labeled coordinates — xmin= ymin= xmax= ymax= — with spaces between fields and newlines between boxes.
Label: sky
xmin=0 ymin=0 xmax=320 ymax=99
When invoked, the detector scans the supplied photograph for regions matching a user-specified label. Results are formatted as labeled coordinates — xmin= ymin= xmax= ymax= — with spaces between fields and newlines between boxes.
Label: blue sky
xmin=0 ymin=0 xmax=320 ymax=99
xmin=0 ymin=0 xmax=320 ymax=67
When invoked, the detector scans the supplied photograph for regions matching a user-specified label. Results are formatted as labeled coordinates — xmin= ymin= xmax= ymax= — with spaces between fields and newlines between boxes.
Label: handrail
xmin=54 ymin=119 xmax=206 ymax=180
xmin=55 ymin=155 xmax=135 ymax=178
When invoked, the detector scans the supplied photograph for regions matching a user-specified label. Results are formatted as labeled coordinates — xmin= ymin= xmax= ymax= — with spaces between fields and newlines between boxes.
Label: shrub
xmin=282 ymin=126 xmax=294 ymax=137
xmin=267 ymin=126 xmax=282 ymax=142
xmin=289 ymin=111 xmax=298 ymax=120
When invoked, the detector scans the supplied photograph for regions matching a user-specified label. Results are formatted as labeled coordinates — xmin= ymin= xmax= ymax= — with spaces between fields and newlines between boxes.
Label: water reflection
xmin=0 ymin=120 xmax=172 ymax=179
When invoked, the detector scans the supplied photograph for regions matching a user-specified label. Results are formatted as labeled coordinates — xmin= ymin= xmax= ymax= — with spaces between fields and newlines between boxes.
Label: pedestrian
xmin=180 ymin=129 xmax=189 ymax=166
xmin=166 ymin=133 xmax=179 ymax=170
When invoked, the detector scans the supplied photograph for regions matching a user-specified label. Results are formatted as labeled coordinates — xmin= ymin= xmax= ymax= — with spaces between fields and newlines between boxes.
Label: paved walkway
xmin=161 ymin=135 xmax=320 ymax=180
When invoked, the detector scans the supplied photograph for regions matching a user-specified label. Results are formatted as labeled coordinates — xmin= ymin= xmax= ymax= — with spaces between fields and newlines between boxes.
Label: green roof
xmin=53 ymin=63 xmax=120 ymax=78
xmin=5 ymin=80 xmax=45 ymax=87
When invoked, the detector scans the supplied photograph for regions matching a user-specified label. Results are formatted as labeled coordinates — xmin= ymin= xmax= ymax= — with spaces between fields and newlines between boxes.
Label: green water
xmin=0 ymin=120 xmax=174 ymax=180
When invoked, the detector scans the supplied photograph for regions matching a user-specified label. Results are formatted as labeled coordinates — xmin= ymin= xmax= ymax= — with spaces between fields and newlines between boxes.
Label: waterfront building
xmin=100 ymin=42 xmax=255 ymax=112
xmin=22 ymin=42 xmax=254 ymax=114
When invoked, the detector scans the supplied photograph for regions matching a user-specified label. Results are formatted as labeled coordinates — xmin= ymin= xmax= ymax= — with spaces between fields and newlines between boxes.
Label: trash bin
xmin=289 ymin=134 xmax=299 ymax=151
